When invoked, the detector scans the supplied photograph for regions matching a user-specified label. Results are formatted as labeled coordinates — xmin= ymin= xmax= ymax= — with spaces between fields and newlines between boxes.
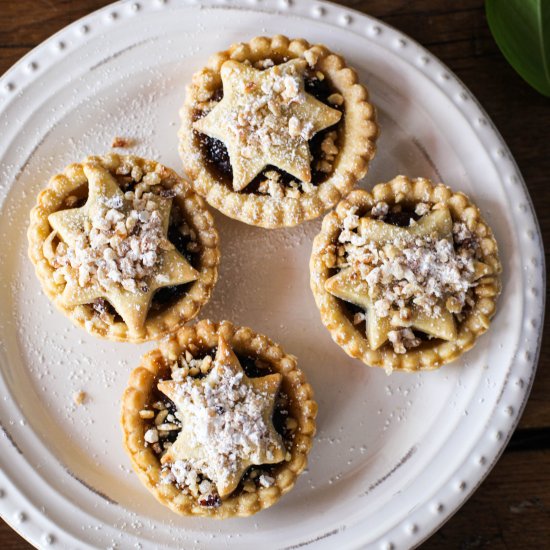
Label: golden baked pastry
xmin=179 ymin=35 xmax=378 ymax=228
xmin=28 ymin=154 xmax=219 ymax=343
xmin=310 ymin=176 xmax=502 ymax=372
xmin=121 ymin=320 xmax=317 ymax=518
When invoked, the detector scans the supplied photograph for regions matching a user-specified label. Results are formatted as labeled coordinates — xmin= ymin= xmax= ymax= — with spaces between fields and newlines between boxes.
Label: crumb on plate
xmin=73 ymin=390 xmax=87 ymax=405
xmin=111 ymin=136 xmax=134 ymax=148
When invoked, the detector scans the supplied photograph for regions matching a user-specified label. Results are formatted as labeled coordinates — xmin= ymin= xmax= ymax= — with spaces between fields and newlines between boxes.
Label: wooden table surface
xmin=1 ymin=0 xmax=548 ymax=548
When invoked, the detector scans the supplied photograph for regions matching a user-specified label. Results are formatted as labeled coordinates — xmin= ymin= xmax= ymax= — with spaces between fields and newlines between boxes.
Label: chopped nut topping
xmin=316 ymin=131 xmax=339 ymax=175
xmin=161 ymin=461 xmax=221 ymax=506
xmin=157 ymin=423 xmax=180 ymax=432
xmin=200 ymin=355 xmax=213 ymax=373
xmin=144 ymin=428 xmax=159 ymax=444
xmin=336 ymin=206 xmax=481 ymax=352
xmin=353 ymin=312 xmax=366 ymax=325
xmin=224 ymin=63 xmax=306 ymax=155
xmin=327 ymin=93 xmax=344 ymax=106
xmin=254 ymin=58 xmax=275 ymax=70
xmin=453 ymin=222 xmax=479 ymax=254
xmin=285 ymin=417 xmax=298 ymax=432
xmin=194 ymin=59 xmax=342 ymax=192
xmin=53 ymin=177 xmax=174 ymax=294
xmin=388 ymin=329 xmax=421 ymax=354
xmin=64 ymin=195 xmax=79 ymax=208
xmin=415 ymin=202 xmax=430 ymax=216
xmin=154 ymin=409 xmax=169 ymax=426
xmin=153 ymin=344 xmax=288 ymax=506
xmin=321 ymin=134 xmax=339 ymax=156
xmin=288 ymin=115 xmax=302 ymax=137
xmin=303 ymin=49 xmax=319 ymax=68
xmin=371 ymin=201 xmax=389 ymax=219
xmin=256 ymin=171 xmax=316 ymax=199
xmin=373 ymin=298 xmax=391 ymax=318
xmin=316 ymin=159 xmax=333 ymax=173
xmin=258 ymin=474 xmax=275 ymax=488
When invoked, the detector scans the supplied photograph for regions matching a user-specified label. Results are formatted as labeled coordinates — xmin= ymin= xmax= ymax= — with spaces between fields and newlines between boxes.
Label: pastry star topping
xmin=194 ymin=59 xmax=342 ymax=192
xmin=325 ymin=208 xmax=492 ymax=351
xmin=158 ymin=335 xmax=286 ymax=498
xmin=48 ymin=162 xmax=198 ymax=335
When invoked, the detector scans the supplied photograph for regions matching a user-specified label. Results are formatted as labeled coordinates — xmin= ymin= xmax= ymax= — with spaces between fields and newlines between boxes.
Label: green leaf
xmin=486 ymin=0 xmax=550 ymax=97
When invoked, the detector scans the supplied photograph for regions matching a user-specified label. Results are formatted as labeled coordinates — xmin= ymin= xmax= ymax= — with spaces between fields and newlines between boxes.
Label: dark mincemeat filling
xmin=381 ymin=210 xmax=420 ymax=227
xmin=196 ymin=71 xmax=343 ymax=190
xmin=149 ymin=224 xmax=199 ymax=311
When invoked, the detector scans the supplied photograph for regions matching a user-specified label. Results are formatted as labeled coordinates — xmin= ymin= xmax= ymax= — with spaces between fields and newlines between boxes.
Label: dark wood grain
xmin=1 ymin=1 xmax=549 ymax=548
xmin=423 ymin=449 xmax=550 ymax=549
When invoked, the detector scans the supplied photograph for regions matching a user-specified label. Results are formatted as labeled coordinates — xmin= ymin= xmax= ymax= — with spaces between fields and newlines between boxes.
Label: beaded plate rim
xmin=0 ymin=1 xmax=544 ymax=549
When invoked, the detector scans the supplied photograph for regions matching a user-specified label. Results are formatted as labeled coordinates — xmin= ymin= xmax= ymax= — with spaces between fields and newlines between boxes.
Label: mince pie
xmin=121 ymin=320 xmax=317 ymax=518
xmin=28 ymin=154 xmax=220 ymax=343
xmin=179 ymin=35 xmax=378 ymax=228
xmin=310 ymin=176 xmax=502 ymax=372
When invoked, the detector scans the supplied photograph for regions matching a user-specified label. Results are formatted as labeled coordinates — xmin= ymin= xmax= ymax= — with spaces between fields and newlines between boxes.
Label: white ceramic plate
xmin=0 ymin=1 xmax=544 ymax=548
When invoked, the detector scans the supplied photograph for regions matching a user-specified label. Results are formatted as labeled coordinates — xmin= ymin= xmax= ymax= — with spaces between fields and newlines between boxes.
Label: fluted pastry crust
xmin=121 ymin=320 xmax=317 ymax=517
xmin=28 ymin=154 xmax=220 ymax=342
xmin=179 ymin=35 xmax=378 ymax=228
xmin=310 ymin=175 xmax=502 ymax=372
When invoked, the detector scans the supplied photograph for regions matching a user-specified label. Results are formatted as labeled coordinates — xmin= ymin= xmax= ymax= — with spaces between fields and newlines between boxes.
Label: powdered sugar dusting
xmin=335 ymin=204 xmax=481 ymax=352
xmin=52 ymin=176 xmax=173 ymax=294
xmin=162 ymin=364 xmax=282 ymax=493
xmin=347 ymin=206 xmax=477 ymax=312
xmin=0 ymin=8 xmax=520 ymax=547
xmin=226 ymin=62 xmax=308 ymax=153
